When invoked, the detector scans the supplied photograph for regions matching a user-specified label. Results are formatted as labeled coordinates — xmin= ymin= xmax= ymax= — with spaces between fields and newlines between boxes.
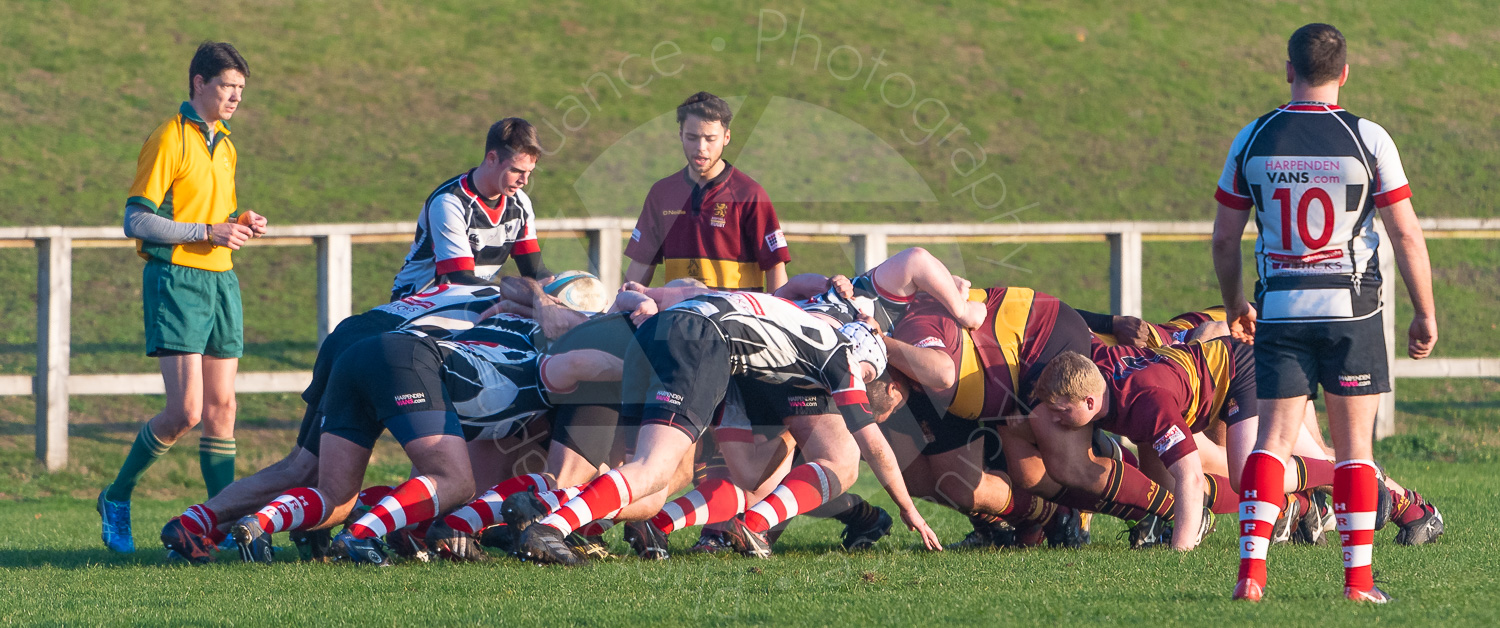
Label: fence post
xmin=853 ymin=230 xmax=888 ymax=275
xmin=316 ymin=234 xmax=353 ymax=344
xmin=1108 ymin=231 xmax=1143 ymax=318
xmin=589 ymin=227 xmax=622 ymax=295
xmin=36 ymin=234 xmax=71 ymax=471
xmin=1376 ymin=221 xmax=1397 ymax=439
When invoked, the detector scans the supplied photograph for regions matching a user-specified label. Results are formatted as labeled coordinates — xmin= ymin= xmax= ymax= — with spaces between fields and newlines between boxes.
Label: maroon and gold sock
xmin=1204 ymin=473 xmax=1238 ymax=515
xmin=1094 ymin=458 xmax=1175 ymax=521
xmin=1290 ymin=456 xmax=1335 ymax=491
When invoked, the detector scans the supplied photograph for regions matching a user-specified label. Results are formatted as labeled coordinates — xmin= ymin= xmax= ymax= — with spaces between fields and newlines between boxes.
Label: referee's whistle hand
xmin=237 ymin=210 xmax=269 ymax=236
xmin=1408 ymin=315 xmax=1437 ymax=360
xmin=211 ymin=222 xmax=254 ymax=250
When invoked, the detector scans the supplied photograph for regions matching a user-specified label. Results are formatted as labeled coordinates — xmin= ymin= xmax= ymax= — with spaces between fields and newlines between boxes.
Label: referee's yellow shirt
xmin=127 ymin=102 xmax=239 ymax=271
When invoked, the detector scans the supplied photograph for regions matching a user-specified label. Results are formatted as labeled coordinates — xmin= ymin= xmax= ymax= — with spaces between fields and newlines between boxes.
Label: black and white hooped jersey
xmin=667 ymin=292 xmax=870 ymax=411
xmin=797 ymin=272 xmax=912 ymax=331
xmin=390 ymin=170 xmax=541 ymax=300
xmin=1215 ymin=102 xmax=1412 ymax=323
xmin=431 ymin=314 xmax=552 ymax=441
xmin=374 ymin=283 xmax=507 ymax=340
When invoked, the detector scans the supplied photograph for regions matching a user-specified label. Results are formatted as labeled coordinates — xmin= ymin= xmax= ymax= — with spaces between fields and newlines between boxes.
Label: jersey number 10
xmin=1267 ymin=187 xmax=1334 ymax=250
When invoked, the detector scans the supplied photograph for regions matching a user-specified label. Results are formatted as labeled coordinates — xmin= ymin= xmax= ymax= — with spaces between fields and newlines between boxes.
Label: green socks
xmin=199 ymin=437 xmax=236 ymax=498
xmin=104 ymin=423 xmax=171 ymax=502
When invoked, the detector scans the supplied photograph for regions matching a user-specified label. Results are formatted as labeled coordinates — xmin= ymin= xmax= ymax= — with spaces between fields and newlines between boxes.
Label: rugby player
xmin=101 ymin=42 xmax=267 ymax=553
xmin=391 ymin=118 xmax=552 ymax=300
xmin=624 ymin=92 xmax=790 ymax=292
xmin=511 ymin=291 xmax=894 ymax=564
xmin=1213 ymin=24 xmax=1436 ymax=602
xmin=230 ymin=313 xmax=620 ymax=565
xmin=786 ymin=246 xmax=988 ymax=330
xmin=159 ymin=283 xmax=507 ymax=562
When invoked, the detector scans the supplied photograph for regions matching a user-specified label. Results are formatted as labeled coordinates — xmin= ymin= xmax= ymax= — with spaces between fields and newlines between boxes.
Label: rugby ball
xmin=544 ymin=270 xmax=608 ymax=313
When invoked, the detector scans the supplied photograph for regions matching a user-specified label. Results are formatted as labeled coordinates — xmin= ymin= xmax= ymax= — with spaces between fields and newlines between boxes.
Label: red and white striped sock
xmin=576 ymin=518 xmax=617 ymax=537
xmin=535 ymin=486 xmax=584 ymax=513
xmin=350 ymin=476 xmax=439 ymax=540
xmin=1237 ymin=450 xmax=1285 ymax=587
xmin=536 ymin=470 xmax=632 ymax=536
xmin=1335 ymin=459 xmax=1378 ymax=592
xmin=744 ymin=463 xmax=834 ymax=534
xmin=180 ymin=504 xmax=218 ymax=537
xmin=444 ymin=473 xmax=556 ymax=534
xmin=357 ymin=485 xmax=395 ymax=510
xmin=649 ymin=477 xmax=748 ymax=534
xmin=253 ymin=487 xmax=327 ymax=534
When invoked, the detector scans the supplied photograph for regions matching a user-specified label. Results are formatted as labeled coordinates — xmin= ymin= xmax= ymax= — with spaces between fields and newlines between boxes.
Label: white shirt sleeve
xmin=429 ymin=194 xmax=475 ymax=273
xmin=1214 ymin=122 xmax=1257 ymax=210
xmin=1358 ymin=118 xmax=1412 ymax=207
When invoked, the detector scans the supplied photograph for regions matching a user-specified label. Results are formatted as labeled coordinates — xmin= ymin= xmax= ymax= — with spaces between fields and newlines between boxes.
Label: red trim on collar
xmin=459 ymin=173 xmax=504 ymax=223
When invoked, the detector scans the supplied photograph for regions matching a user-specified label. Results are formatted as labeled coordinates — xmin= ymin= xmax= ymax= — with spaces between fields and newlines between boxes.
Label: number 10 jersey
xmin=1215 ymin=102 xmax=1411 ymax=323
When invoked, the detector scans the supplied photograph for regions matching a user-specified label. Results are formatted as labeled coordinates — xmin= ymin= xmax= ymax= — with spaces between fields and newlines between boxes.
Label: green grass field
xmin=3 ymin=0 xmax=1499 ymax=624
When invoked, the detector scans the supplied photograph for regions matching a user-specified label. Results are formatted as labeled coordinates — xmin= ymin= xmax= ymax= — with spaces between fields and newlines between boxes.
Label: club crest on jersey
xmin=1227 ymin=399 xmax=1241 ymax=417
xmin=766 ymin=230 xmax=787 ymax=251
xmin=1153 ymin=425 xmax=1186 ymax=455
xmin=394 ymin=392 xmax=427 ymax=407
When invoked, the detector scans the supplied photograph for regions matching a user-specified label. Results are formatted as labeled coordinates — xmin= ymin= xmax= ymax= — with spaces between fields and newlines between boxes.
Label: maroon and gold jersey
xmin=625 ymin=164 xmax=790 ymax=291
xmin=1093 ymin=338 xmax=1240 ymax=466
xmin=893 ymin=287 xmax=1070 ymax=420
xmin=1091 ymin=336 xmax=1256 ymax=427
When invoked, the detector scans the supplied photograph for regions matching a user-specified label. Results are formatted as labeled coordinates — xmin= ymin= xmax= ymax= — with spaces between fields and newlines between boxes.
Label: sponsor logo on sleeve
xmin=1153 ymin=424 xmax=1186 ymax=455
xmin=765 ymin=230 xmax=787 ymax=251
xmin=913 ymin=336 xmax=946 ymax=349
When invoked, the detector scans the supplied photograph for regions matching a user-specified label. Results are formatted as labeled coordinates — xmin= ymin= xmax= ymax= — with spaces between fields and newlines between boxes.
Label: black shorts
xmin=294 ymin=311 xmax=404 ymax=456
xmin=1220 ymin=339 xmax=1261 ymax=426
xmin=320 ymin=333 xmax=463 ymax=449
xmin=621 ymin=311 xmax=730 ymax=442
xmin=714 ymin=378 xmax=841 ymax=442
xmin=1255 ymin=313 xmax=1390 ymax=399
xmin=546 ymin=313 xmax=636 ymax=408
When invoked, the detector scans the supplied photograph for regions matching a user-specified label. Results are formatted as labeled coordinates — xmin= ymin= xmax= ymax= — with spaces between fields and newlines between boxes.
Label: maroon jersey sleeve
xmin=625 ymin=186 xmax=666 ymax=266
xmin=892 ymin=298 xmax=964 ymax=376
xmin=743 ymin=184 xmax=790 ymax=270
xmin=1121 ymin=389 xmax=1198 ymax=468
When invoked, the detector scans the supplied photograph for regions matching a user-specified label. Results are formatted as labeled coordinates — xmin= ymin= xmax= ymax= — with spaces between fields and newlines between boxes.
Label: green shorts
xmin=143 ymin=261 xmax=243 ymax=358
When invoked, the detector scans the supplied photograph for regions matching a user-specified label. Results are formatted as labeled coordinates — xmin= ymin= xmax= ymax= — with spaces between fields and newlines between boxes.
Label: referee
xmin=99 ymin=42 xmax=268 ymax=553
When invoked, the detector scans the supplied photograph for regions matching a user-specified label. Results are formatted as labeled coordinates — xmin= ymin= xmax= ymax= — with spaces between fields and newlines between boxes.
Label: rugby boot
xmin=722 ymin=516 xmax=773 ymax=559
xmin=1269 ymin=498 xmax=1301 ymax=545
xmin=160 ymin=517 xmax=215 ymax=564
xmin=289 ymin=528 xmax=333 ymax=562
xmin=97 ymin=492 xmax=135 ymax=553
xmin=479 ymin=524 xmax=516 ymax=552
xmin=331 ymin=530 xmax=392 ymax=566
xmin=1126 ymin=515 xmax=1168 ymax=549
xmin=1232 ymin=578 xmax=1265 ymax=602
xmin=623 ymin=520 xmax=670 ymax=560
xmin=1395 ymin=502 xmax=1444 ymax=546
xmin=515 ymin=524 xmax=587 ymax=566
xmin=1292 ymin=493 xmax=1331 ymax=545
xmin=840 ymin=507 xmax=893 ymax=551
xmin=500 ymin=491 xmax=549 ymax=537
xmin=229 ymin=515 xmax=275 ymax=564
xmin=566 ymin=532 xmax=614 ymax=560
xmin=1045 ymin=506 xmax=1088 ymax=548
xmin=1346 ymin=585 xmax=1394 ymax=603
xmin=686 ymin=529 xmax=734 ymax=554
xmin=385 ymin=527 xmax=433 ymax=563
xmin=1373 ymin=465 xmax=1393 ymax=531
xmin=427 ymin=521 xmax=490 ymax=562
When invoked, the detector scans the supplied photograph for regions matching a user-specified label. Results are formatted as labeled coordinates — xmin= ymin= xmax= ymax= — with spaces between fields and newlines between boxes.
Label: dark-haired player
xmin=624 ymin=92 xmax=789 ymax=292
xmin=101 ymin=41 xmax=268 ymax=554
xmin=392 ymin=118 xmax=552 ymax=300
xmin=1212 ymin=23 xmax=1436 ymax=602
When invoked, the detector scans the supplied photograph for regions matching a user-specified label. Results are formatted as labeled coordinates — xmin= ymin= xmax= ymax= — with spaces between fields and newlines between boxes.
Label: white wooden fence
xmin=3 ymin=218 xmax=1497 ymax=471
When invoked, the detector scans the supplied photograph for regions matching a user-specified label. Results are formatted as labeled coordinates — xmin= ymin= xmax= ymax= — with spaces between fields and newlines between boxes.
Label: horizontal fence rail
xmin=2 ymin=217 xmax=1496 ymax=470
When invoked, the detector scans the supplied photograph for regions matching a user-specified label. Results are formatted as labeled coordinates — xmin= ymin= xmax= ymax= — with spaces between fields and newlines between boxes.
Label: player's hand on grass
xmin=1112 ymin=316 xmax=1153 ymax=348
xmin=209 ymin=222 xmax=254 ymax=250
xmin=828 ymin=274 xmax=853 ymax=299
xmin=1408 ymin=315 xmax=1437 ymax=359
xmin=236 ymin=210 xmax=269 ymax=236
xmin=1225 ymin=299 xmax=1257 ymax=344
xmin=901 ymin=506 xmax=942 ymax=551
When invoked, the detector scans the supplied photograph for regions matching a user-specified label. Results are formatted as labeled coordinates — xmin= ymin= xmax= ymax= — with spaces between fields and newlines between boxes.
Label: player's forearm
xmin=1211 ymin=205 xmax=1251 ymax=306
xmin=1380 ymin=203 xmax=1436 ymax=318
xmin=1169 ymin=460 xmax=1206 ymax=551
xmin=773 ymin=273 xmax=830 ymax=300
xmin=764 ymin=263 xmax=788 ymax=293
xmin=123 ymin=203 xmax=208 ymax=244
xmin=513 ymin=251 xmax=551 ymax=282
xmin=885 ymin=337 xmax=955 ymax=391
xmin=853 ymin=424 xmax=921 ymax=513
xmin=624 ymin=260 xmax=655 ymax=286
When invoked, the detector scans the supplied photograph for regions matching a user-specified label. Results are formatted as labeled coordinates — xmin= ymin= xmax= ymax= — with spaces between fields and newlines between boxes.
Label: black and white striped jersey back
xmin=375 ymin=283 xmax=507 ymax=340
xmin=666 ymin=292 xmax=867 ymax=402
xmin=431 ymin=313 xmax=551 ymax=441
xmin=797 ymin=273 xmax=911 ymax=331
xmin=1215 ymin=102 xmax=1412 ymax=323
